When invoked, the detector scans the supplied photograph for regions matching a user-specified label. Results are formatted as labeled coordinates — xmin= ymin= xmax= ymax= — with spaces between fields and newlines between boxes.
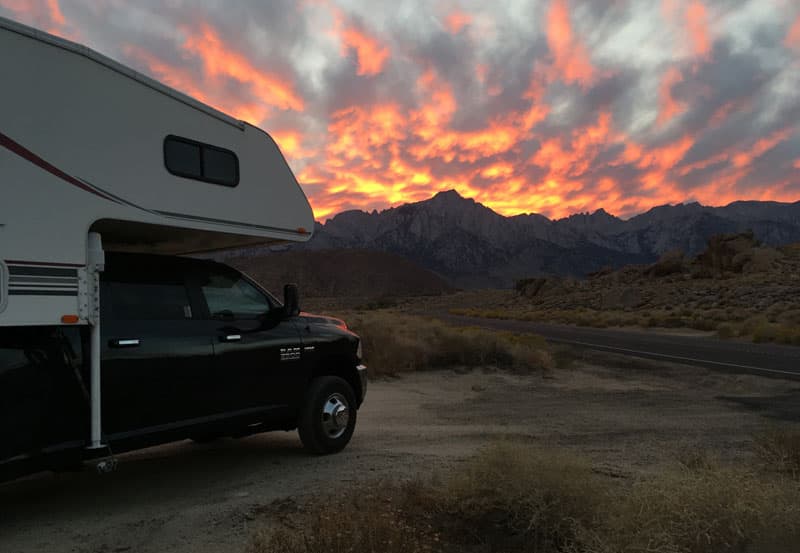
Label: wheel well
xmin=312 ymin=355 xmax=363 ymax=405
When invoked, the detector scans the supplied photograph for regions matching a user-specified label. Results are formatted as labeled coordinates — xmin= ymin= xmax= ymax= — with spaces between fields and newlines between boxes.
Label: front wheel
xmin=298 ymin=376 xmax=357 ymax=454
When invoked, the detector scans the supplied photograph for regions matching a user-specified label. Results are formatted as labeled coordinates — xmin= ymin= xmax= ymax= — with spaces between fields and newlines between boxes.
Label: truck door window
xmin=200 ymin=273 xmax=270 ymax=320
xmin=108 ymin=281 xmax=192 ymax=321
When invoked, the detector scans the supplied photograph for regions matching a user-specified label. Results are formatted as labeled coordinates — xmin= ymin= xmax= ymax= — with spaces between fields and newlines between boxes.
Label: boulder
xmin=645 ymin=249 xmax=686 ymax=277
xmin=694 ymin=231 xmax=759 ymax=275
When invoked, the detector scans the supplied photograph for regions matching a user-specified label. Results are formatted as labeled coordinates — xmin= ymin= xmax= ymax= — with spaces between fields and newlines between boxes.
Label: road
xmin=439 ymin=313 xmax=800 ymax=379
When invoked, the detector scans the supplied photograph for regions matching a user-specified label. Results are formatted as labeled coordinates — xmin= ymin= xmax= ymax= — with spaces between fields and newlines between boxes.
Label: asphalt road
xmin=439 ymin=313 xmax=800 ymax=380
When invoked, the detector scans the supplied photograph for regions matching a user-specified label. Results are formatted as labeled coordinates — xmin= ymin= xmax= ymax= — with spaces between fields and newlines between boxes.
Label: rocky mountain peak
xmin=291 ymin=192 xmax=800 ymax=288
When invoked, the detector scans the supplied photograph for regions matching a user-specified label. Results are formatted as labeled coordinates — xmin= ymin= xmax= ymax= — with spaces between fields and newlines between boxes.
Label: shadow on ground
xmin=717 ymin=390 xmax=800 ymax=422
xmin=0 ymin=433 xmax=305 ymax=526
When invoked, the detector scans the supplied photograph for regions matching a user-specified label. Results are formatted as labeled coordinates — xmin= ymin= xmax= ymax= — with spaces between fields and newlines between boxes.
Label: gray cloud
xmin=2 ymin=0 xmax=798 ymax=218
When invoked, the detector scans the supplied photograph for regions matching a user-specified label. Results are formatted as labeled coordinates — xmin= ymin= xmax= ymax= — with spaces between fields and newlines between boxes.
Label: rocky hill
xmin=242 ymin=190 xmax=800 ymax=288
xmin=454 ymin=233 xmax=800 ymax=344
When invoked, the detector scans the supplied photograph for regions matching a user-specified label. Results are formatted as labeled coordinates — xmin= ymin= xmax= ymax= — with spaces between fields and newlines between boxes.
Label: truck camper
xmin=0 ymin=16 xmax=366 ymax=481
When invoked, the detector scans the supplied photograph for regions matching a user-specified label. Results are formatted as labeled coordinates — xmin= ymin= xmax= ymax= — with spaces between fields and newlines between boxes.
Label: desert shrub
xmin=591 ymin=465 xmax=800 ymax=553
xmin=662 ymin=316 xmax=686 ymax=328
xmin=248 ymin=482 xmax=443 ymax=553
xmin=775 ymin=325 xmax=800 ymax=345
xmin=752 ymin=320 xmax=781 ymax=343
xmin=442 ymin=443 xmax=606 ymax=552
xmin=252 ymin=444 xmax=800 ymax=553
xmin=354 ymin=296 xmax=399 ymax=310
xmin=755 ymin=427 xmax=800 ymax=480
xmin=690 ymin=316 xmax=717 ymax=331
xmin=347 ymin=312 xmax=552 ymax=376
xmin=740 ymin=315 xmax=769 ymax=337
xmin=716 ymin=322 xmax=736 ymax=338
xmin=776 ymin=309 xmax=800 ymax=326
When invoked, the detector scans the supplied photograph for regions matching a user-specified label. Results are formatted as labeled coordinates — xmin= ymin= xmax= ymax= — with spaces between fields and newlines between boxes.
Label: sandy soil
xmin=2 ymin=354 xmax=799 ymax=553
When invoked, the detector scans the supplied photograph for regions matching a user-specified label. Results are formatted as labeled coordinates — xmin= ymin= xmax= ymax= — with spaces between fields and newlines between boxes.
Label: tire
xmin=298 ymin=376 xmax=357 ymax=454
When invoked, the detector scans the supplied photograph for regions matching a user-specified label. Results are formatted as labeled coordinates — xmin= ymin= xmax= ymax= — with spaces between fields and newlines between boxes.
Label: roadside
xmin=2 ymin=350 xmax=799 ymax=552
xmin=437 ymin=311 xmax=800 ymax=379
xmin=441 ymin=238 xmax=800 ymax=347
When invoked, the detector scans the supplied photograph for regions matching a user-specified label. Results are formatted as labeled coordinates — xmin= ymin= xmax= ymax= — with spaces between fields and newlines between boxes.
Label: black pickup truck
xmin=0 ymin=253 xmax=366 ymax=482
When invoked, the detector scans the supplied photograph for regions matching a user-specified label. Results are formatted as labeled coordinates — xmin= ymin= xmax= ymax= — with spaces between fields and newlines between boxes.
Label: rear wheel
xmin=298 ymin=376 xmax=357 ymax=454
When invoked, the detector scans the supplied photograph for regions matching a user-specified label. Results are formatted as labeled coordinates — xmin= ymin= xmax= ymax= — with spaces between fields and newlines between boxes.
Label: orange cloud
xmin=445 ymin=10 xmax=472 ymax=34
xmin=731 ymin=128 xmax=793 ymax=168
xmin=685 ymin=1 xmax=711 ymax=57
xmin=657 ymin=67 xmax=686 ymax=126
xmin=47 ymin=0 xmax=63 ymax=24
xmin=17 ymin=0 xmax=791 ymax=222
xmin=787 ymin=16 xmax=800 ymax=49
xmin=124 ymin=44 xmax=268 ymax=123
xmin=271 ymin=130 xmax=315 ymax=159
xmin=338 ymin=22 xmax=390 ymax=76
xmin=182 ymin=23 xmax=304 ymax=113
xmin=545 ymin=0 xmax=595 ymax=87
xmin=0 ymin=0 xmax=71 ymax=37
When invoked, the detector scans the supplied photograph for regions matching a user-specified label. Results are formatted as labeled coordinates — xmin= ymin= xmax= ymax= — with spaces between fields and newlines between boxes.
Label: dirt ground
xmin=2 ymin=352 xmax=799 ymax=553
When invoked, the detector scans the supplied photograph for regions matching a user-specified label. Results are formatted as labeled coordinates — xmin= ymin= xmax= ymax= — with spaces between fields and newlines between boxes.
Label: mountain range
xmin=264 ymin=190 xmax=800 ymax=288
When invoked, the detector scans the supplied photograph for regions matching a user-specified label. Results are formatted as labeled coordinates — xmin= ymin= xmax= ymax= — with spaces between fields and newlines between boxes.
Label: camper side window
xmin=164 ymin=135 xmax=239 ymax=187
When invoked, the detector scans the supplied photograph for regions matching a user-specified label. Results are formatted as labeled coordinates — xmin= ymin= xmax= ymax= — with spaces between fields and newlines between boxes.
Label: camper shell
xmin=0 ymin=15 xmax=314 ymax=328
xmin=0 ymin=16 xmax=365 ymax=481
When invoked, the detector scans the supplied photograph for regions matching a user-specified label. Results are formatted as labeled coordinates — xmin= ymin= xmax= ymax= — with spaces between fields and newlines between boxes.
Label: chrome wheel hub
xmin=321 ymin=393 xmax=350 ymax=439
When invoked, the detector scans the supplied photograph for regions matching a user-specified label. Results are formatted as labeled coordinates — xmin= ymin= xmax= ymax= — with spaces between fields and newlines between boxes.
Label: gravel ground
xmin=2 ymin=352 xmax=798 ymax=553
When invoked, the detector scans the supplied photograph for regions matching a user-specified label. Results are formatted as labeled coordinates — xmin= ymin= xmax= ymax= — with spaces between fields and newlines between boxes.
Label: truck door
xmin=192 ymin=266 xmax=306 ymax=415
xmin=100 ymin=266 xmax=216 ymax=436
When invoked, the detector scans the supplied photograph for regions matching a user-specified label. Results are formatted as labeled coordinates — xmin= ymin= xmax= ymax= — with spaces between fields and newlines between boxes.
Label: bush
xmin=248 ymin=483 xmax=443 ymax=553
xmin=592 ymin=465 xmax=800 ymax=553
xmin=752 ymin=321 xmax=781 ymax=343
xmin=252 ymin=444 xmax=800 ymax=553
xmin=755 ymin=427 xmax=800 ymax=480
xmin=716 ymin=322 xmax=736 ymax=339
xmin=443 ymin=443 xmax=605 ymax=552
xmin=346 ymin=312 xmax=553 ymax=376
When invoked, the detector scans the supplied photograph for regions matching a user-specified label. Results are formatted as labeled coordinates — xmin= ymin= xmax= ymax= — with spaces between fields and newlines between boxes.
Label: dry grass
xmin=442 ymin=443 xmax=605 ymax=552
xmin=341 ymin=311 xmax=553 ymax=377
xmin=754 ymin=426 xmax=800 ymax=480
xmin=590 ymin=465 xmax=800 ymax=553
xmin=450 ymin=306 xmax=800 ymax=345
xmin=248 ymin=483 xmax=443 ymax=553
xmin=250 ymin=443 xmax=800 ymax=553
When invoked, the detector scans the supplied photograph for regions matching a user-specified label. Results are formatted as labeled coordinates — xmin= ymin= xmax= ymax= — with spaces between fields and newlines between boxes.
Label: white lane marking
xmin=547 ymin=337 xmax=799 ymax=377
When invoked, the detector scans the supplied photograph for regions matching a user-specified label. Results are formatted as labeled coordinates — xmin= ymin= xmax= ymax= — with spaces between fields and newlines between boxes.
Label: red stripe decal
xmin=0 ymin=131 xmax=115 ymax=201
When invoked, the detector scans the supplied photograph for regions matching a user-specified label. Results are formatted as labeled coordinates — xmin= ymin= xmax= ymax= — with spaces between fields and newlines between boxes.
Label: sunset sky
xmin=2 ymin=0 xmax=799 ymax=221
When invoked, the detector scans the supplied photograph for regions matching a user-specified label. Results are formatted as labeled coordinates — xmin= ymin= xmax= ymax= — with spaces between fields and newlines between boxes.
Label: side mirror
xmin=283 ymin=283 xmax=300 ymax=317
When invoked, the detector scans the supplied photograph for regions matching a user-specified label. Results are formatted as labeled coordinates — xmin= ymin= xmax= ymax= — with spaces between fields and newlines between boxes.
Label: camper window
xmin=164 ymin=135 xmax=239 ymax=187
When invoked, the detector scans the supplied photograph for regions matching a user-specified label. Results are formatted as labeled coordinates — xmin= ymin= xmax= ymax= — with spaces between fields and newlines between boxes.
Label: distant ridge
xmin=263 ymin=190 xmax=800 ymax=288
xmin=229 ymin=249 xmax=452 ymax=298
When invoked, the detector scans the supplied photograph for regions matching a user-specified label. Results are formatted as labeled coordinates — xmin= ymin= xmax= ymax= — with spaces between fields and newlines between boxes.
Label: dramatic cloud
xmin=2 ymin=0 xmax=799 ymax=220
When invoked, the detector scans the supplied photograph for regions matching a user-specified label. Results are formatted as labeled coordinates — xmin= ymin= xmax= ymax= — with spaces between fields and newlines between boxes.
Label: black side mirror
xmin=284 ymin=283 xmax=300 ymax=317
